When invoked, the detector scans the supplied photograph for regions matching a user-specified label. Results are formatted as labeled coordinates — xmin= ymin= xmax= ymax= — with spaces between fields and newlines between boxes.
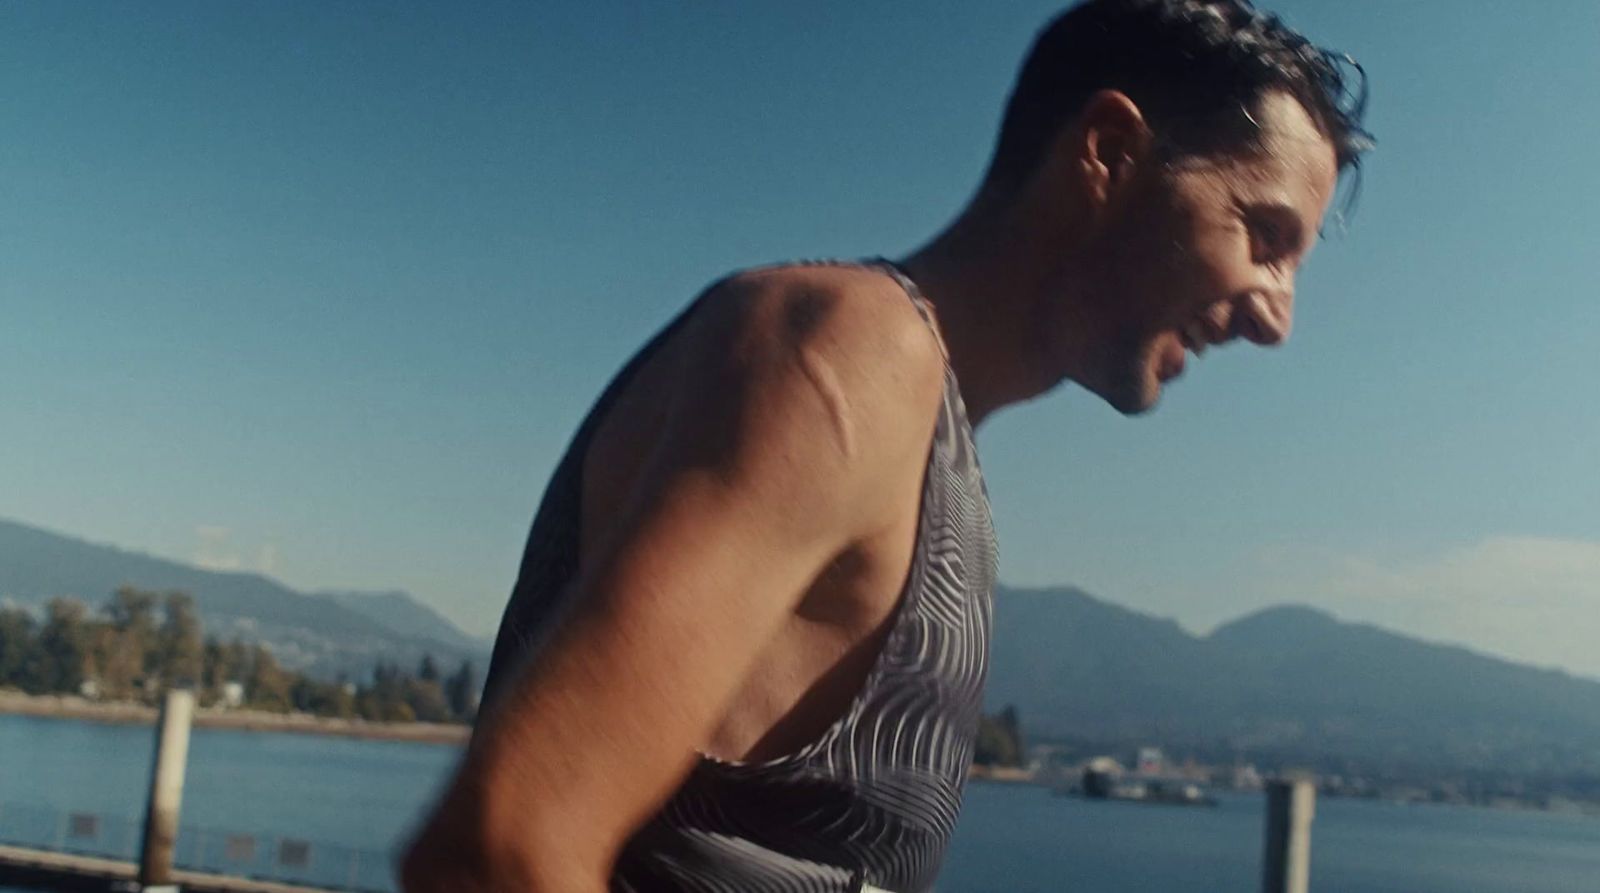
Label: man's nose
xmin=1234 ymin=288 xmax=1294 ymax=346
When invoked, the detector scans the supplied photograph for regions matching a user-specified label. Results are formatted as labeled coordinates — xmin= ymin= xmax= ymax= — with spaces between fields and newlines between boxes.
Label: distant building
xmin=1232 ymin=764 xmax=1264 ymax=791
xmin=1078 ymin=754 xmax=1214 ymax=807
xmin=221 ymin=681 xmax=245 ymax=708
xmin=1082 ymin=756 xmax=1126 ymax=799
xmin=1136 ymin=747 xmax=1165 ymax=775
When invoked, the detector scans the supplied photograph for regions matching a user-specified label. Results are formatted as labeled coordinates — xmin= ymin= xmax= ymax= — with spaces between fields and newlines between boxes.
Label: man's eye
xmin=1250 ymin=218 xmax=1290 ymax=262
xmin=1254 ymin=219 xmax=1283 ymax=249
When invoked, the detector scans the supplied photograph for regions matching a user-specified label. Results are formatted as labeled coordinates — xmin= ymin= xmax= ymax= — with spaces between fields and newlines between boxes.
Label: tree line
xmin=974 ymin=704 xmax=1025 ymax=767
xmin=0 ymin=586 xmax=478 ymax=725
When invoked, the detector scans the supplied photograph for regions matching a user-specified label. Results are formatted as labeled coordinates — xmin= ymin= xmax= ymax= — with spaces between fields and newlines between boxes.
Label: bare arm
xmin=400 ymin=271 xmax=944 ymax=892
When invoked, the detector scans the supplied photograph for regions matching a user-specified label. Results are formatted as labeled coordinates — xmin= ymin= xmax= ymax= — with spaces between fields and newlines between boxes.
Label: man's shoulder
xmin=690 ymin=262 xmax=947 ymax=407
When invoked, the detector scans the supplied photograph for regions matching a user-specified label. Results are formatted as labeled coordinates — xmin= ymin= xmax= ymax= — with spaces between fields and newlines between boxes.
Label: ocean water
xmin=943 ymin=783 xmax=1600 ymax=893
xmin=4 ymin=713 xmax=1600 ymax=892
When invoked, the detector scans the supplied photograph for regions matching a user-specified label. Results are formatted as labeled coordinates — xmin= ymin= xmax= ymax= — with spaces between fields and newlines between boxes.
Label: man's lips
xmin=1157 ymin=336 xmax=1186 ymax=381
xmin=1179 ymin=317 xmax=1225 ymax=355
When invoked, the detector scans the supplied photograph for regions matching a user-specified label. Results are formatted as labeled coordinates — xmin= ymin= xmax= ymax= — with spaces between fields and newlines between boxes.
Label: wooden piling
xmin=139 ymin=689 xmax=195 ymax=889
xmin=1262 ymin=777 xmax=1316 ymax=893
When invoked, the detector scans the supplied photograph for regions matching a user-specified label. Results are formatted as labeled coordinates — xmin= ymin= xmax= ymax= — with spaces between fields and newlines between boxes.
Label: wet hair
xmin=988 ymin=0 xmax=1373 ymax=215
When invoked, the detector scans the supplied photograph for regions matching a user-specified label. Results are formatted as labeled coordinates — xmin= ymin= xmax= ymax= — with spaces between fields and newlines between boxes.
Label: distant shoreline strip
xmin=0 ymin=691 xmax=470 ymax=746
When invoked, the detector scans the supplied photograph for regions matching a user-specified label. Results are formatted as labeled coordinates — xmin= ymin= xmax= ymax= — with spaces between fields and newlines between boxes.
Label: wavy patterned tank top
xmin=480 ymin=260 xmax=997 ymax=893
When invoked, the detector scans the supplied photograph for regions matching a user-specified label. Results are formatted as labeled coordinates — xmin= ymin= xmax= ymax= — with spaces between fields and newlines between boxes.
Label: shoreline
xmin=0 ymin=690 xmax=470 ymax=746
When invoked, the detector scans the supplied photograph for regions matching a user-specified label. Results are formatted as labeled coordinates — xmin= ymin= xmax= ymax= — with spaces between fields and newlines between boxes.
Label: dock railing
xmin=0 ymin=799 xmax=395 ymax=892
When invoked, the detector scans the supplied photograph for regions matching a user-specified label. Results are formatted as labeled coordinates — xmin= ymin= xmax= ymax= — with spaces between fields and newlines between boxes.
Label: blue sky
xmin=4 ymin=2 xmax=1598 ymax=676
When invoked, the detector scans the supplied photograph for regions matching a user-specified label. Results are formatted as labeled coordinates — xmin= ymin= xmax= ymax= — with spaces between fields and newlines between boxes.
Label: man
xmin=402 ymin=1 xmax=1372 ymax=890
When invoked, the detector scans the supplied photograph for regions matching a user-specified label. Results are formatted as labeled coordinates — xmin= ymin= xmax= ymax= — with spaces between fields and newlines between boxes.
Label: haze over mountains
xmin=7 ymin=516 xmax=1600 ymax=776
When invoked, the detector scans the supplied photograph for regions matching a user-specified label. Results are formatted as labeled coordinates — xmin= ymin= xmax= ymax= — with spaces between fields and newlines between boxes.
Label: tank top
xmin=480 ymin=260 xmax=998 ymax=893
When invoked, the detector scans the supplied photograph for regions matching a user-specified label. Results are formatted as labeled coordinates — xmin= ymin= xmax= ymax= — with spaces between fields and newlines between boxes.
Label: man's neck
xmin=897 ymin=198 xmax=1095 ymax=428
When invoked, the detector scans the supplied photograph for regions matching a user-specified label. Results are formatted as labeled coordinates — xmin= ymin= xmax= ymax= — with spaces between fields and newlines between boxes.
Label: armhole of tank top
xmin=558 ymin=280 xmax=727 ymax=609
xmin=692 ymin=441 xmax=937 ymax=775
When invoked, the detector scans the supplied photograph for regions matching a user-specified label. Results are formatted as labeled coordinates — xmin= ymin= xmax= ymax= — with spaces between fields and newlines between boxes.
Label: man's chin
xmin=1093 ymin=378 xmax=1161 ymax=417
xmin=1074 ymin=357 xmax=1164 ymax=416
xmin=1114 ymin=392 xmax=1161 ymax=417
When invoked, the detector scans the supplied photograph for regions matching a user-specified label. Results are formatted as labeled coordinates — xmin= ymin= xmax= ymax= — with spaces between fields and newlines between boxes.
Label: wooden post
xmin=1262 ymin=777 xmax=1316 ymax=893
xmin=138 ymin=689 xmax=194 ymax=890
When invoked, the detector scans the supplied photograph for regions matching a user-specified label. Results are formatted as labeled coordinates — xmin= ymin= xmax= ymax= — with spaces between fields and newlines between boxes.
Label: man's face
xmin=1066 ymin=91 xmax=1340 ymax=415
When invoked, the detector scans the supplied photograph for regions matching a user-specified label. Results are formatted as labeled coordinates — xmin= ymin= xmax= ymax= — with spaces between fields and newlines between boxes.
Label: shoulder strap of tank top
xmin=868 ymin=257 xmax=950 ymax=363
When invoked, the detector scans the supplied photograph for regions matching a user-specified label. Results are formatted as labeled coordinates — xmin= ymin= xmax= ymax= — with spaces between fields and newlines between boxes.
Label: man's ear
xmin=1068 ymin=90 xmax=1153 ymax=205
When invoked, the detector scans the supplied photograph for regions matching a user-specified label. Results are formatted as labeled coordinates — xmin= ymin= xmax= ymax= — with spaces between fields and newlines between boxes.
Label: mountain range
xmin=987 ymin=586 xmax=1600 ymax=775
xmin=0 ymin=518 xmax=492 ymax=679
xmin=7 ymin=517 xmax=1600 ymax=777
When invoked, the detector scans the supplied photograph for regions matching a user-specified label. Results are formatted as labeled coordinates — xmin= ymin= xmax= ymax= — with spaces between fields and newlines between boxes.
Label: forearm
xmin=394 ymin=567 xmax=749 ymax=893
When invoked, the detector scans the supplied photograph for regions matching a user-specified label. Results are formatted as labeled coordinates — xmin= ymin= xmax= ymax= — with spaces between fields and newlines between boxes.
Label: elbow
xmin=399 ymin=799 xmax=607 ymax=893
xmin=399 ymin=825 xmax=493 ymax=893
xmin=400 ymin=833 xmax=546 ymax=893
xmin=396 ymin=836 xmax=445 ymax=893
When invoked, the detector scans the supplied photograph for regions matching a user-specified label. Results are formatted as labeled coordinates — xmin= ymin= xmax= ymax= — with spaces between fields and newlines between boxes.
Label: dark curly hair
xmin=988 ymin=0 xmax=1373 ymax=211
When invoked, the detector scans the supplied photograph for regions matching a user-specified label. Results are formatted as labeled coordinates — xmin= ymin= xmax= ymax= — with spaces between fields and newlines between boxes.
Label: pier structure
xmin=1 ymin=690 xmax=390 ymax=893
